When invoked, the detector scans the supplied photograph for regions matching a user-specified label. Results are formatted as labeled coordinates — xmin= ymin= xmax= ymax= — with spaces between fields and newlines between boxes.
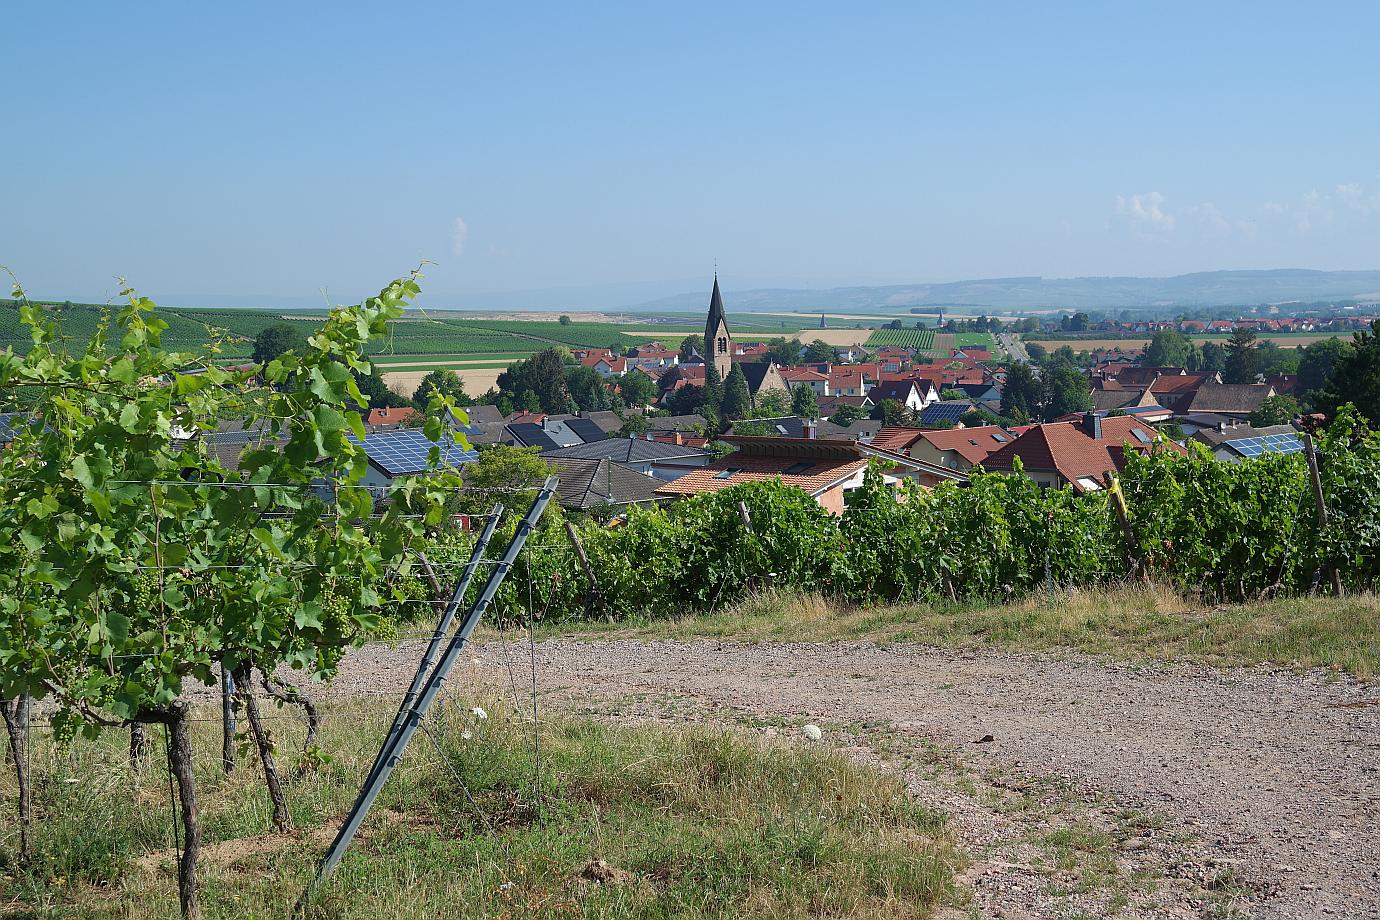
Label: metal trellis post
xmin=303 ymin=478 xmax=555 ymax=899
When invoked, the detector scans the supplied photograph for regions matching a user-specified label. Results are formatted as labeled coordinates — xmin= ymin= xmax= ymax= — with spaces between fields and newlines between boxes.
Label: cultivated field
xmin=1025 ymin=333 xmax=1347 ymax=351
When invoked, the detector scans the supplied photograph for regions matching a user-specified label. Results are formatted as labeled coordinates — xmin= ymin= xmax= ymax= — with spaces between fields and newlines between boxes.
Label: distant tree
xmin=702 ymin=363 xmax=724 ymax=418
xmin=1052 ymin=345 xmax=1077 ymax=365
xmin=828 ymin=404 xmax=869 ymax=426
xmin=558 ymin=314 xmax=572 ymax=325
xmin=252 ymin=323 xmax=306 ymax=365
xmin=721 ymin=364 xmax=752 ymax=420
xmin=1198 ymin=340 xmax=1226 ymax=374
xmin=1297 ymin=337 xmax=1353 ymax=398
xmin=497 ymin=348 xmax=573 ymax=414
xmin=801 ymin=339 xmax=835 ymax=363
xmin=664 ymin=383 xmax=706 ymax=417
xmin=616 ymin=412 xmax=649 ymax=437
xmin=764 ymin=337 xmax=802 ymax=366
xmin=678 ymin=334 xmax=704 ymax=359
xmin=732 ymin=419 xmax=775 ymax=437
xmin=885 ymin=319 xmax=904 ymax=330
xmin=1016 ymin=317 xmax=1040 ymax=333
xmin=1144 ymin=330 xmax=1191 ymax=367
xmin=751 ymin=388 xmax=790 ymax=418
xmin=870 ymin=398 xmax=912 ymax=426
xmin=452 ymin=445 xmax=554 ymax=519
xmin=1041 ymin=360 xmax=1092 ymax=420
xmin=1248 ymin=395 xmax=1302 ymax=427
xmin=1000 ymin=362 xmax=1041 ymax=420
xmin=791 ymin=384 xmax=818 ymax=417
xmin=410 ymin=368 xmax=471 ymax=407
xmin=565 ymin=365 xmax=616 ymax=411
xmin=1223 ymin=328 xmax=1259 ymax=383
xmin=940 ymin=388 xmax=966 ymax=400
xmin=1024 ymin=342 xmax=1047 ymax=361
xmin=1314 ymin=321 xmax=1380 ymax=424
xmin=619 ymin=369 xmax=657 ymax=407
xmin=352 ymin=366 xmax=411 ymax=409
xmin=1254 ymin=340 xmax=1299 ymax=378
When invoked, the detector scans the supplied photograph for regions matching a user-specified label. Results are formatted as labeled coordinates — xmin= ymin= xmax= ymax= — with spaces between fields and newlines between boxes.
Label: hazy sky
xmin=5 ymin=1 xmax=1380 ymax=307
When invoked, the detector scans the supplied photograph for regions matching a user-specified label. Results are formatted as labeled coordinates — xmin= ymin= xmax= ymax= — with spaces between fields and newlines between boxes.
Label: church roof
xmin=704 ymin=275 xmax=728 ymax=342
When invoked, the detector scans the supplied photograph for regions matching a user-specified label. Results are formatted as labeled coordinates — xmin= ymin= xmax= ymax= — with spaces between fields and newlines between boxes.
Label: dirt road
xmin=325 ymin=639 xmax=1380 ymax=919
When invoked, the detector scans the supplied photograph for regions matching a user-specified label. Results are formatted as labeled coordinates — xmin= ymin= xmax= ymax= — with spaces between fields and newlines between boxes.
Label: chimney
xmin=803 ymin=418 xmax=817 ymax=439
xmin=1082 ymin=411 xmax=1102 ymax=439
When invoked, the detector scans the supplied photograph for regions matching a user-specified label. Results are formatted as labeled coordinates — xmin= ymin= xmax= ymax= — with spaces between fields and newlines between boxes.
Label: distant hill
xmin=630 ymin=270 xmax=1380 ymax=313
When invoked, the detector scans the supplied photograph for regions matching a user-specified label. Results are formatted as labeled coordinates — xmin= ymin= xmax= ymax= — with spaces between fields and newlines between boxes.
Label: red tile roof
xmin=912 ymin=425 xmax=1015 ymax=465
xmin=366 ymin=407 xmax=420 ymax=427
xmin=983 ymin=416 xmax=1183 ymax=491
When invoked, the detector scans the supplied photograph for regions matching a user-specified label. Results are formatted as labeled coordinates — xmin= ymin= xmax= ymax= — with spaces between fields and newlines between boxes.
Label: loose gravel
xmin=316 ymin=638 xmax=1380 ymax=919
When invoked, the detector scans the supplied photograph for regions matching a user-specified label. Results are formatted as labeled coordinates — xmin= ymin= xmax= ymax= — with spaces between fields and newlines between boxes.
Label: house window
xmin=781 ymin=461 xmax=814 ymax=475
xmin=713 ymin=468 xmax=742 ymax=480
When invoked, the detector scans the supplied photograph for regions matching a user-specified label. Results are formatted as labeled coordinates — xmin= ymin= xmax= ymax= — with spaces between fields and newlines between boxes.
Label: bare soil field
xmin=320 ymin=639 xmax=1380 ymax=919
xmin=382 ymin=367 xmax=504 ymax=398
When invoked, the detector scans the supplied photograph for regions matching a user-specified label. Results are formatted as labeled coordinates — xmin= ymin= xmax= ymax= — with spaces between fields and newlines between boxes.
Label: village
xmin=252 ymin=277 xmax=1345 ymax=517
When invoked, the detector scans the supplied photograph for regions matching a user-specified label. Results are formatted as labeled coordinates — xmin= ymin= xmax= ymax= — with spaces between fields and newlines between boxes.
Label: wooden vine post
xmin=1302 ymin=433 xmax=1344 ymax=596
xmin=563 ymin=521 xmax=600 ymax=615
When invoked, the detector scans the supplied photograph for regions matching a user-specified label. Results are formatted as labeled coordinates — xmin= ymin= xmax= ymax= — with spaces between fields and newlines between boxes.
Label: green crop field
xmin=864 ymin=327 xmax=937 ymax=350
xmin=0 ymin=298 xmax=824 ymax=363
xmin=953 ymin=332 xmax=997 ymax=348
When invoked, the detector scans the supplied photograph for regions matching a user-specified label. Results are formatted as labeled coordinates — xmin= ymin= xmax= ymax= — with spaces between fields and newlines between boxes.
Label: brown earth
xmin=313 ymin=638 xmax=1380 ymax=919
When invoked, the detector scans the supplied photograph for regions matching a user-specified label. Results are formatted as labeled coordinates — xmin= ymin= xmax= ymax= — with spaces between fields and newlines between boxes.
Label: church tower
xmin=704 ymin=275 xmax=733 ymax=378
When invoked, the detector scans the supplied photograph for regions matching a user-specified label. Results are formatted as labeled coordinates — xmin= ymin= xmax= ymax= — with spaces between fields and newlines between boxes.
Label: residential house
xmin=366 ymin=406 xmax=420 ymax=429
xmin=346 ymin=428 xmax=478 ymax=494
xmin=908 ymin=425 xmax=1017 ymax=472
xmin=543 ymin=457 xmax=668 ymax=510
xmin=868 ymin=379 xmax=938 ymax=413
xmin=780 ymin=367 xmax=830 ymax=396
xmin=1192 ymin=423 xmax=1303 ymax=463
xmin=654 ymin=435 xmax=965 ymax=513
xmin=1175 ymin=382 xmax=1276 ymax=419
xmin=984 ymin=414 xmax=1183 ymax=492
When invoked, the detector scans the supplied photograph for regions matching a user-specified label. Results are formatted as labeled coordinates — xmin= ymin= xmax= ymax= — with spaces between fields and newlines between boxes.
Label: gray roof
xmin=542 ymin=437 xmax=711 ymax=463
xmin=462 ymin=404 xmax=504 ymax=425
xmin=1184 ymin=382 xmax=1275 ymax=414
xmin=817 ymin=418 xmax=882 ymax=441
xmin=545 ymin=458 xmax=666 ymax=509
xmin=580 ymin=410 xmax=624 ymax=434
xmin=646 ymin=414 xmax=707 ymax=433
xmin=730 ymin=416 xmax=806 ymax=437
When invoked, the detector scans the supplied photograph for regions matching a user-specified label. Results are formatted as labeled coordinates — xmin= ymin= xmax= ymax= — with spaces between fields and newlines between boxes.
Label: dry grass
xmin=0 ymin=697 xmax=959 ymax=919
xmin=546 ymin=585 xmax=1380 ymax=679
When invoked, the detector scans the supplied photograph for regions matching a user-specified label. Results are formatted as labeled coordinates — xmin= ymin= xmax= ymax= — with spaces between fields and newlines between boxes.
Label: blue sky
xmin=4 ymin=2 xmax=1380 ymax=308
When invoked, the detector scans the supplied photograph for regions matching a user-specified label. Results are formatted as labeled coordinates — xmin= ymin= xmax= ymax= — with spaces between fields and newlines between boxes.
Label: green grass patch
xmin=0 ymin=698 xmax=958 ymax=918
xmin=536 ymin=585 xmax=1380 ymax=678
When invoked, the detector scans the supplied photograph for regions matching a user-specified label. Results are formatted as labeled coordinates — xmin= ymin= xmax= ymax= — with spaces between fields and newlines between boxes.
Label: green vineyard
xmin=864 ymin=327 xmax=937 ymax=350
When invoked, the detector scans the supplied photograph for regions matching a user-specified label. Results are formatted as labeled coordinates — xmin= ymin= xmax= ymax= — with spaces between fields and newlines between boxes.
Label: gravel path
xmin=322 ymin=638 xmax=1380 ymax=919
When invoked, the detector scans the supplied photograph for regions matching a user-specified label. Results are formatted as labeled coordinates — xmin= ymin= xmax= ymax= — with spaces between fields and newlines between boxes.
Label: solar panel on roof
xmin=1131 ymin=429 xmax=1152 ymax=444
xmin=1223 ymin=433 xmax=1303 ymax=457
xmin=348 ymin=429 xmax=477 ymax=477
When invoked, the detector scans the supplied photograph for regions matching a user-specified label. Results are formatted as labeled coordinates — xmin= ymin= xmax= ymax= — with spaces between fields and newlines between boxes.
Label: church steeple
xmin=703 ymin=275 xmax=733 ymax=379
